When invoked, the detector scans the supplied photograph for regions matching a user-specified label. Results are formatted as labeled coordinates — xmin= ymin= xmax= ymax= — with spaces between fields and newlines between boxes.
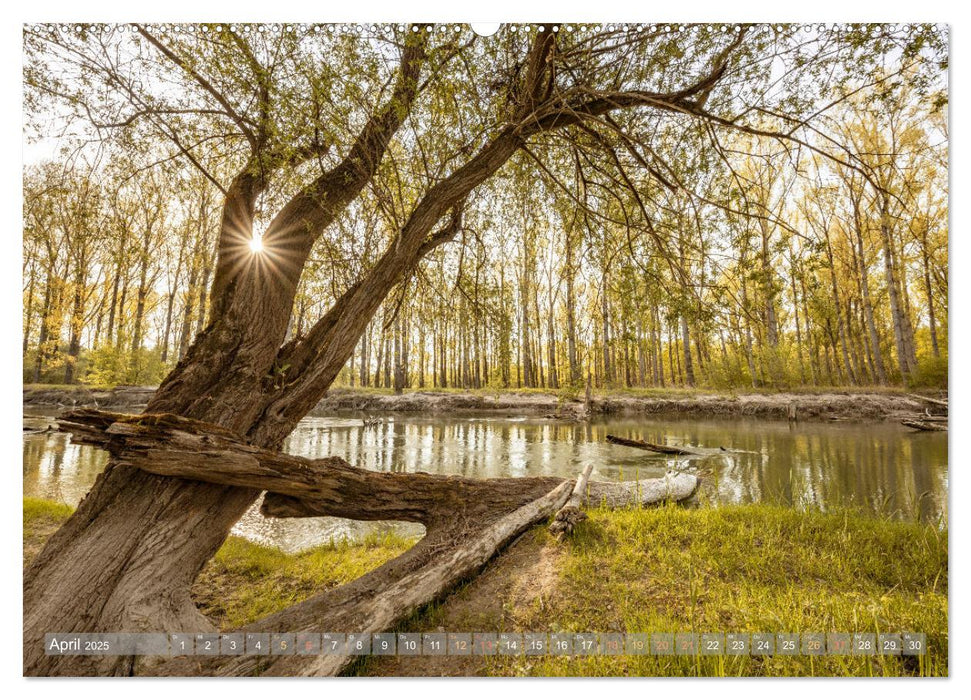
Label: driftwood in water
xmin=606 ymin=434 xmax=707 ymax=456
xmin=906 ymin=393 xmax=948 ymax=408
xmin=902 ymin=419 xmax=948 ymax=432
xmin=549 ymin=463 xmax=594 ymax=540
xmin=58 ymin=409 xmax=698 ymax=677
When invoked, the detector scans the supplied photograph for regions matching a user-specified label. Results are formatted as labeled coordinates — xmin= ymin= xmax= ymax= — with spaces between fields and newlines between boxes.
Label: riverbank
xmin=24 ymin=498 xmax=947 ymax=677
xmin=23 ymin=384 xmax=947 ymax=423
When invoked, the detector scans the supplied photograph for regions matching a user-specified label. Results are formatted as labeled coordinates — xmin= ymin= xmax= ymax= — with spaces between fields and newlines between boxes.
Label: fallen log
xmin=60 ymin=410 xmax=699 ymax=522
xmin=58 ymin=409 xmax=698 ymax=677
xmin=606 ymin=434 xmax=708 ymax=456
xmin=260 ymin=470 xmax=699 ymax=518
xmin=162 ymin=480 xmax=575 ymax=677
xmin=906 ymin=393 xmax=948 ymax=408
xmin=902 ymin=419 xmax=948 ymax=432
xmin=549 ymin=463 xmax=594 ymax=540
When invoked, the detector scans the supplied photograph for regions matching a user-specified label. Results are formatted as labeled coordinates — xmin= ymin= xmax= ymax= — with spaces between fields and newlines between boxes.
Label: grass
xmin=23 ymin=497 xmax=74 ymax=524
xmin=23 ymin=498 xmax=75 ymax=566
xmin=23 ymin=498 xmax=947 ymax=677
xmin=191 ymin=531 xmax=415 ymax=629
xmin=491 ymin=505 xmax=948 ymax=676
xmin=360 ymin=504 xmax=948 ymax=677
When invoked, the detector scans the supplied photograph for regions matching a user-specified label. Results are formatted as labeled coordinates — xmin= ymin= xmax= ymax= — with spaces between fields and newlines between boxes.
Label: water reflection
xmin=23 ymin=410 xmax=948 ymax=552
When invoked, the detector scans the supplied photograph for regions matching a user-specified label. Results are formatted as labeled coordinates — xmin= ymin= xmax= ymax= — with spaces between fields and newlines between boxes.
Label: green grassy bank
xmin=24 ymin=498 xmax=947 ymax=677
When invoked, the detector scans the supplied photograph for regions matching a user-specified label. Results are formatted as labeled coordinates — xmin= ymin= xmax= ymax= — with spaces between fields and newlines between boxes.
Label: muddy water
xmin=23 ymin=410 xmax=947 ymax=552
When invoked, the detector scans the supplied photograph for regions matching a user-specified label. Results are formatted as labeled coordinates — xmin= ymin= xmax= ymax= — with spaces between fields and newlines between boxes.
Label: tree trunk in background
xmin=161 ymin=245 xmax=186 ymax=364
xmin=852 ymin=215 xmax=888 ymax=385
xmin=23 ymin=264 xmax=36 ymax=356
xmin=129 ymin=251 xmax=151 ymax=381
xmin=393 ymin=313 xmax=405 ymax=394
xmin=383 ymin=334 xmax=391 ymax=388
xmin=417 ymin=320 xmax=426 ymax=388
xmin=546 ymin=286 xmax=558 ymax=390
xmin=33 ymin=275 xmax=58 ymax=383
xmin=161 ymin=291 xmax=175 ymax=363
xmin=359 ymin=327 xmax=370 ymax=387
xmin=652 ymin=306 xmax=664 ymax=387
xmin=637 ymin=317 xmax=647 ymax=386
xmin=601 ymin=275 xmax=611 ymax=386
xmin=195 ymin=253 xmax=213 ymax=337
xmin=373 ymin=322 xmax=384 ymax=387
xmin=64 ymin=253 xmax=87 ymax=384
xmin=565 ymin=241 xmax=580 ymax=386
xmin=115 ymin=276 xmax=128 ymax=347
xmin=106 ymin=225 xmax=129 ymax=342
xmin=923 ymin=246 xmax=940 ymax=358
xmin=789 ymin=254 xmax=807 ymax=385
xmin=879 ymin=203 xmax=917 ymax=381
xmin=680 ymin=315 xmax=695 ymax=387
xmin=823 ymin=230 xmax=857 ymax=384
xmin=740 ymin=277 xmax=758 ymax=387
xmin=760 ymin=222 xmax=779 ymax=348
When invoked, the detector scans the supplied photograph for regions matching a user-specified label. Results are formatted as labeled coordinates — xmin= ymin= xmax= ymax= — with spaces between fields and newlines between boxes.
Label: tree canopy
xmin=23 ymin=23 xmax=948 ymax=395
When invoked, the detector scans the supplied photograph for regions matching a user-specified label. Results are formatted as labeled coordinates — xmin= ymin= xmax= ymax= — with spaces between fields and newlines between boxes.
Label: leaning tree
xmin=22 ymin=22 xmax=945 ymax=675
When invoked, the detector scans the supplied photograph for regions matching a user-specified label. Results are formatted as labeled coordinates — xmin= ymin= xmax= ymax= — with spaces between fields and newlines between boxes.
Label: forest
xmin=22 ymin=22 xmax=949 ymax=678
xmin=24 ymin=23 xmax=947 ymax=394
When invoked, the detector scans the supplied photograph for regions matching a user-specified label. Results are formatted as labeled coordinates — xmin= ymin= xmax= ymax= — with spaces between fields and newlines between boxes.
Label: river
xmin=24 ymin=409 xmax=948 ymax=552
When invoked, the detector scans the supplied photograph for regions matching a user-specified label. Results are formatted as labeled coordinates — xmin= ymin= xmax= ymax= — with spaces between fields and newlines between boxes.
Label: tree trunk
xmin=853 ymin=215 xmax=888 ymax=384
xmin=64 ymin=255 xmax=87 ymax=385
xmin=52 ymin=409 xmax=697 ymax=677
xmin=680 ymin=315 xmax=695 ymax=387
xmin=879 ymin=197 xmax=917 ymax=381
xmin=23 ymin=262 xmax=36 ymax=357
xmin=922 ymin=246 xmax=940 ymax=359
xmin=823 ymin=230 xmax=857 ymax=384
xmin=33 ymin=274 xmax=56 ymax=383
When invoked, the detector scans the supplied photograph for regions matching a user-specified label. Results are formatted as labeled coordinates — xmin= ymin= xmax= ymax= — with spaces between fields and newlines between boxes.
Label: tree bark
xmin=24 ymin=34 xmax=431 ymax=677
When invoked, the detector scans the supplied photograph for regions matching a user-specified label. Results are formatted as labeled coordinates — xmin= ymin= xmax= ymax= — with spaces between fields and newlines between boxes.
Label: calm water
xmin=23 ymin=409 xmax=948 ymax=552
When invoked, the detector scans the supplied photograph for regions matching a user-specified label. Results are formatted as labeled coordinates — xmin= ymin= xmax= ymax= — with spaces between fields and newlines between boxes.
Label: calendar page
xmin=19 ymin=9 xmax=949 ymax=686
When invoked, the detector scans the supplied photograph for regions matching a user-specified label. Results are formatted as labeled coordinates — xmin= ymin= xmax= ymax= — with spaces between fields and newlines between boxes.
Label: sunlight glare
xmin=249 ymin=234 xmax=264 ymax=253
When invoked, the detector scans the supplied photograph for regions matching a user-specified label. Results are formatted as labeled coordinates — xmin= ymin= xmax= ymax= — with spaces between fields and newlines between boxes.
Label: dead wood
xmin=549 ymin=463 xmax=594 ymax=539
xmin=606 ymin=434 xmax=707 ymax=456
xmin=906 ymin=393 xmax=948 ymax=408
xmin=57 ymin=409 xmax=698 ymax=677
xmin=901 ymin=419 xmax=948 ymax=432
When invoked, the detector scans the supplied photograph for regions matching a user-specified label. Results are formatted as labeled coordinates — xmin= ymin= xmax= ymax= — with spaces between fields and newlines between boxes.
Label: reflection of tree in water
xmin=24 ymin=433 xmax=108 ymax=505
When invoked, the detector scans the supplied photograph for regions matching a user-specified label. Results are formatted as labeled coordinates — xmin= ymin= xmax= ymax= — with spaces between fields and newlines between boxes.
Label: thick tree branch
xmin=246 ymin=29 xmax=749 ymax=443
xmin=60 ymin=409 xmax=699 ymax=527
